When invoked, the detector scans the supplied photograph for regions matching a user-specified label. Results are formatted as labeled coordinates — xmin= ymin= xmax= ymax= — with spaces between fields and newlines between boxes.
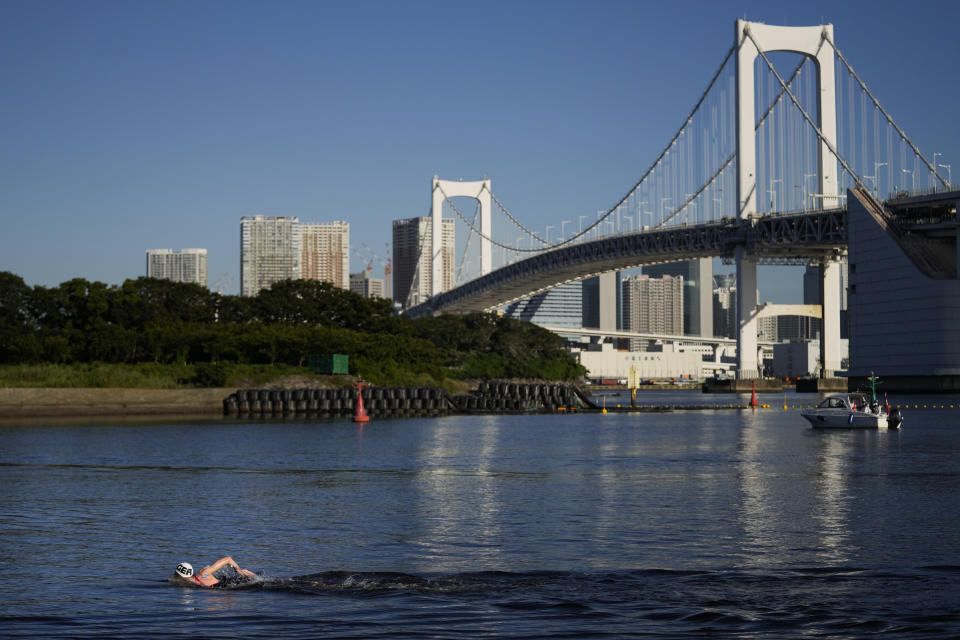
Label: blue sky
xmin=2 ymin=0 xmax=957 ymax=301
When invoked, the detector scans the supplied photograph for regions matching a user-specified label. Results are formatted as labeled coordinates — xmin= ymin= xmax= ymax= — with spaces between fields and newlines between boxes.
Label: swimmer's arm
xmin=207 ymin=556 xmax=256 ymax=577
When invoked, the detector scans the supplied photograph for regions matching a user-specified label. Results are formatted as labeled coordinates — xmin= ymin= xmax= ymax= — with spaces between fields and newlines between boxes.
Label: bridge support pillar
xmin=736 ymin=248 xmax=759 ymax=379
xmin=820 ymin=259 xmax=842 ymax=378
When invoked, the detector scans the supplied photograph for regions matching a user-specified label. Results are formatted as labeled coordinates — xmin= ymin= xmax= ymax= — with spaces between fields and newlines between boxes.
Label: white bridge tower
xmin=430 ymin=176 xmax=492 ymax=296
xmin=735 ymin=19 xmax=842 ymax=379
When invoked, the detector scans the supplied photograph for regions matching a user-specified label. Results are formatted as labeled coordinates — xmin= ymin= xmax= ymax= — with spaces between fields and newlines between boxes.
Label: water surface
xmin=2 ymin=392 xmax=959 ymax=637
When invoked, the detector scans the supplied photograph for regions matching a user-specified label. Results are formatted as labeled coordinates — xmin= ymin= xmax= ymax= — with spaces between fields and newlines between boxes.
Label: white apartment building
xmin=240 ymin=216 xmax=301 ymax=296
xmin=145 ymin=248 xmax=208 ymax=287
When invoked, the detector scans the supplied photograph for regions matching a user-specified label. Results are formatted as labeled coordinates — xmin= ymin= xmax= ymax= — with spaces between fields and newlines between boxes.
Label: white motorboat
xmin=801 ymin=391 xmax=903 ymax=429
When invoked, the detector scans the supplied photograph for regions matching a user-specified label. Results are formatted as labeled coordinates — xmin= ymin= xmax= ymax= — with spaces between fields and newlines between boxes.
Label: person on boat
xmin=175 ymin=556 xmax=257 ymax=587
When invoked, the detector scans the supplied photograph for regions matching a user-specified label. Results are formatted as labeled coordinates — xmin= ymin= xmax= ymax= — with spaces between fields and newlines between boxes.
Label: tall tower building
xmin=392 ymin=216 xmax=454 ymax=309
xmin=643 ymin=258 xmax=713 ymax=337
xmin=146 ymin=248 xmax=208 ymax=287
xmin=622 ymin=274 xmax=684 ymax=349
xmin=240 ymin=216 xmax=301 ymax=296
xmin=301 ymin=221 xmax=350 ymax=289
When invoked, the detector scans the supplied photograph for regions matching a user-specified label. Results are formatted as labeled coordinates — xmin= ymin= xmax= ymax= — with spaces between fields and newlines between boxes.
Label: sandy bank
xmin=0 ymin=387 xmax=232 ymax=418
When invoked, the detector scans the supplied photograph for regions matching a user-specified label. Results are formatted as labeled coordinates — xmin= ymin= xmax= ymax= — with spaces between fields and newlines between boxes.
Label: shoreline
xmin=0 ymin=385 xmax=703 ymax=419
xmin=0 ymin=387 xmax=232 ymax=418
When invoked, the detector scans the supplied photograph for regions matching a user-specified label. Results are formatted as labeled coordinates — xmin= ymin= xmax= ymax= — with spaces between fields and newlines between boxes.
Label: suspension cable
xmin=584 ymin=43 xmax=739 ymax=238
xmin=443 ymin=49 xmax=808 ymax=251
xmin=455 ymin=200 xmax=481 ymax=282
xmin=437 ymin=182 xmax=543 ymax=252
xmin=655 ymin=55 xmax=810 ymax=227
xmin=487 ymin=187 xmax=549 ymax=246
xmin=444 ymin=44 xmax=740 ymax=254
xmin=823 ymin=31 xmax=947 ymax=188
xmin=743 ymin=25 xmax=878 ymax=209
xmin=439 ymin=36 xmax=837 ymax=257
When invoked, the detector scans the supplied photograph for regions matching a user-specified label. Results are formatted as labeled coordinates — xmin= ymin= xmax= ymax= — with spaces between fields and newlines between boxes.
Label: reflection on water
xmin=414 ymin=415 xmax=508 ymax=570
xmin=812 ymin=434 xmax=852 ymax=564
xmin=736 ymin=412 xmax=781 ymax=566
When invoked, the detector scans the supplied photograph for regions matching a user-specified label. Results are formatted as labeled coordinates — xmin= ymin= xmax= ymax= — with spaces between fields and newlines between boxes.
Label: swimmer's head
xmin=176 ymin=562 xmax=194 ymax=579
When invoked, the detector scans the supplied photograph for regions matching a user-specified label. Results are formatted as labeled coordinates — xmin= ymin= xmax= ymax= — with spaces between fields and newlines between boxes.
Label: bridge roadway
xmin=405 ymin=207 xmax=847 ymax=318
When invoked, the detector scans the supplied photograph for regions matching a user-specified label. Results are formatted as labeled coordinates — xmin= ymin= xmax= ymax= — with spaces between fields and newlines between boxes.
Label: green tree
xmin=0 ymin=272 xmax=41 ymax=362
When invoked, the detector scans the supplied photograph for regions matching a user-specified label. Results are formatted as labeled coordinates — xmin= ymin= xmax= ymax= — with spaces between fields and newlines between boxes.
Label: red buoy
xmin=749 ymin=380 xmax=759 ymax=408
xmin=353 ymin=375 xmax=370 ymax=423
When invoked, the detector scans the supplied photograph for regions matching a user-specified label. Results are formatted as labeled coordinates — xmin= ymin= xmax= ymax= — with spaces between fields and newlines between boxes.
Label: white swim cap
xmin=176 ymin=562 xmax=194 ymax=578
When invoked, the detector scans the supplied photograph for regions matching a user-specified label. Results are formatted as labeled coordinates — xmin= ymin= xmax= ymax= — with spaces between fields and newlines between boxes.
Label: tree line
xmin=0 ymin=272 xmax=585 ymax=384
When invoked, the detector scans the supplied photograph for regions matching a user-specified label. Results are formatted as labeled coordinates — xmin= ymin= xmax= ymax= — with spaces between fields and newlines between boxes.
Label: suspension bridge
xmin=402 ymin=19 xmax=954 ymax=381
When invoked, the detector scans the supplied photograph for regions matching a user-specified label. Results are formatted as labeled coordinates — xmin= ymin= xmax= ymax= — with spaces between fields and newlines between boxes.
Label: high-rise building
xmin=582 ymin=272 xmax=622 ymax=331
xmin=145 ymin=248 xmax=208 ymax=287
xmin=350 ymin=271 xmax=385 ymax=299
xmin=503 ymin=282 xmax=584 ymax=328
xmin=643 ymin=258 xmax=713 ymax=336
xmin=392 ymin=216 xmax=454 ymax=308
xmin=240 ymin=216 xmax=301 ymax=296
xmin=301 ymin=221 xmax=350 ymax=290
xmin=622 ymin=273 xmax=684 ymax=349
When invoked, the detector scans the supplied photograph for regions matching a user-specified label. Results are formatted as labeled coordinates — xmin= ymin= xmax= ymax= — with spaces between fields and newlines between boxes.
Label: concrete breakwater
xmin=224 ymin=382 xmax=595 ymax=418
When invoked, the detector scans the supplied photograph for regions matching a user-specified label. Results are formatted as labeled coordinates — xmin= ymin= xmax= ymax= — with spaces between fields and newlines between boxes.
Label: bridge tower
xmin=430 ymin=176 xmax=492 ymax=296
xmin=734 ymin=19 xmax=842 ymax=379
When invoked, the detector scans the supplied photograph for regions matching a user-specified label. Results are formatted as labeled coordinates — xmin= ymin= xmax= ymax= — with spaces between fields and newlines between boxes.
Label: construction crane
xmin=359 ymin=242 xmax=392 ymax=300
xmin=212 ymin=273 xmax=234 ymax=295
xmin=383 ymin=242 xmax=392 ymax=300
xmin=350 ymin=248 xmax=374 ymax=275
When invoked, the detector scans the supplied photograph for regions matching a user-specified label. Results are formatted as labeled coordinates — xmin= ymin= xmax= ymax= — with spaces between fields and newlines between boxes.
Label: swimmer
xmin=174 ymin=556 xmax=257 ymax=587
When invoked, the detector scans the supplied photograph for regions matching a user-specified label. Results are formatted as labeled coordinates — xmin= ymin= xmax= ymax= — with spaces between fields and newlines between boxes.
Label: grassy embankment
xmin=0 ymin=363 xmax=341 ymax=389
xmin=0 ymin=362 xmax=474 ymax=394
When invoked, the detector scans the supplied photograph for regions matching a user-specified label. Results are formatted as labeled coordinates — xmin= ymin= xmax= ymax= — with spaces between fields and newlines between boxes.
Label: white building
xmin=145 ymin=248 xmax=208 ymax=287
xmin=240 ymin=216 xmax=301 ymax=296
xmin=350 ymin=271 xmax=385 ymax=299
xmin=573 ymin=341 xmax=704 ymax=381
xmin=301 ymin=221 xmax=350 ymax=290
xmin=772 ymin=339 xmax=849 ymax=378
xmin=392 ymin=216 xmax=454 ymax=309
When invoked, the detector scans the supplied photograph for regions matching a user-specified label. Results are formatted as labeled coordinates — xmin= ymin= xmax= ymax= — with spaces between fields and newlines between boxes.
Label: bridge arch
xmin=430 ymin=176 xmax=491 ymax=296
xmin=735 ymin=20 xmax=837 ymax=218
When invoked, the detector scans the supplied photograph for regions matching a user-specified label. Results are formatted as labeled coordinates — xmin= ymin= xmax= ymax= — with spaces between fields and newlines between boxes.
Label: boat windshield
xmin=818 ymin=396 xmax=848 ymax=409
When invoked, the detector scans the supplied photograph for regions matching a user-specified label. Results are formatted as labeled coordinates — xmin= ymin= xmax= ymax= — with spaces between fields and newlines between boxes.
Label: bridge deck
xmin=406 ymin=207 xmax=848 ymax=317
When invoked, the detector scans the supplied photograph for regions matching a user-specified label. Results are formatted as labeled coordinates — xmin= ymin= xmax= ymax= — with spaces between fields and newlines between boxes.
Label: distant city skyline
xmin=2 ymin=0 xmax=958 ymax=304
